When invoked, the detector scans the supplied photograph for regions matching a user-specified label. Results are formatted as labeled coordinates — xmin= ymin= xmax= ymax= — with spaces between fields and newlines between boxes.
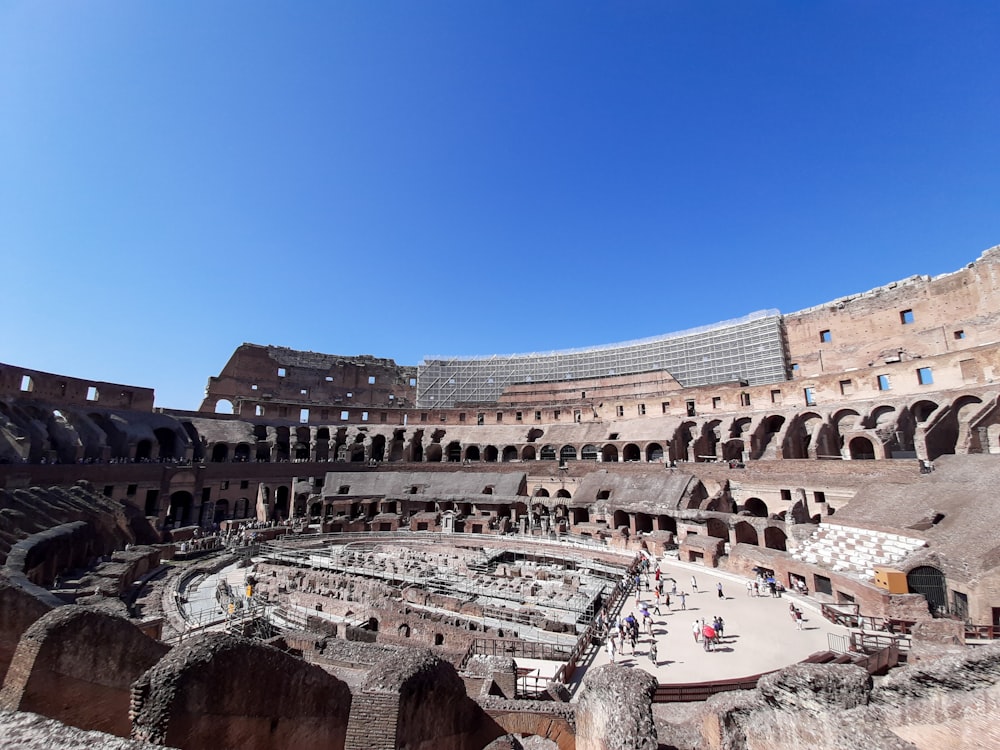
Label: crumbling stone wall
xmin=131 ymin=632 xmax=352 ymax=750
xmin=345 ymin=649 xmax=499 ymax=750
xmin=0 ymin=606 xmax=168 ymax=737
xmin=0 ymin=576 xmax=51 ymax=684
xmin=575 ymin=664 xmax=657 ymax=750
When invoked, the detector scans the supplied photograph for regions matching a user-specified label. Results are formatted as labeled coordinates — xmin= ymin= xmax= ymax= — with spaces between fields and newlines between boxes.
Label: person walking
xmin=716 ymin=582 xmax=724 ymax=599
xmin=607 ymin=636 xmax=617 ymax=663
xmin=678 ymin=591 xmax=687 ymax=610
xmin=692 ymin=619 xmax=701 ymax=642
xmin=648 ymin=639 xmax=658 ymax=665
xmin=691 ymin=575 xmax=698 ymax=592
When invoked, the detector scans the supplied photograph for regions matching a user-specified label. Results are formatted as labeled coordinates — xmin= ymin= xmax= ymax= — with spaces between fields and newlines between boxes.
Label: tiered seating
xmin=790 ymin=522 xmax=925 ymax=579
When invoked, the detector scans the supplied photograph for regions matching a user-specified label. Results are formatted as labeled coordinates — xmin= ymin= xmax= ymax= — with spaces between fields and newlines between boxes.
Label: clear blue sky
xmin=3 ymin=2 xmax=998 ymax=410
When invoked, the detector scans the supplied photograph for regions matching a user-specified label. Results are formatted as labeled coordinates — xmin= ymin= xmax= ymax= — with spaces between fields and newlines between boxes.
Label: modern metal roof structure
xmin=416 ymin=310 xmax=788 ymax=407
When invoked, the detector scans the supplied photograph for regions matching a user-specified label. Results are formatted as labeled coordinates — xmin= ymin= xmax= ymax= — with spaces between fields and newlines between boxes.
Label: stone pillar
xmin=576 ymin=664 xmax=657 ymax=750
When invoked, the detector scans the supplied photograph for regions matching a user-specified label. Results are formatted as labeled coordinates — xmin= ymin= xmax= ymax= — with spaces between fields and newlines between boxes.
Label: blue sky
xmin=3 ymin=2 xmax=998 ymax=410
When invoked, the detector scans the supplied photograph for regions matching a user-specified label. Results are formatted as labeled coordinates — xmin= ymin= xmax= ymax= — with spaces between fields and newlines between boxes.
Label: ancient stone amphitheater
xmin=3 ymin=247 xmax=1000 ymax=749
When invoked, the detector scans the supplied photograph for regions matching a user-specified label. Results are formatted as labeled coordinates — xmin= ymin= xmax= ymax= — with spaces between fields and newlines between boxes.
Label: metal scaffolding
xmin=417 ymin=310 xmax=787 ymax=407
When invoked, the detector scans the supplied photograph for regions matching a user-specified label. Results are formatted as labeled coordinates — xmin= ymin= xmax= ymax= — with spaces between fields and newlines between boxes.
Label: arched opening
xmin=656 ymin=515 xmax=676 ymax=533
xmin=502 ymin=446 xmax=518 ymax=462
xmin=555 ymin=488 xmax=571 ymax=499
xmin=371 ymin=435 xmax=386 ymax=462
xmin=389 ymin=430 xmax=405 ymax=462
xmin=465 ymin=445 xmax=481 ymax=462
xmin=275 ymin=427 xmax=291 ymax=462
xmin=425 ymin=444 xmax=442 ymax=462
xmin=763 ymin=526 xmax=787 ymax=551
xmin=521 ymin=445 xmax=536 ymax=461
xmin=398 ymin=624 xmax=411 ymax=638
xmin=733 ymin=521 xmax=758 ymax=545
xmin=274 ymin=486 xmax=290 ymax=521
xmin=367 ymin=617 xmax=379 ymax=632
xmin=214 ymin=399 xmax=234 ymax=414
xmin=234 ymin=443 xmax=251 ymax=462
xmin=540 ymin=445 xmax=556 ymax=461
xmin=129 ymin=439 xmax=151 ymax=463
xmin=912 ymin=400 xmax=940 ymax=424
xmin=446 ymin=442 xmax=462 ymax=462
xmin=580 ymin=444 xmax=599 ymax=461
xmin=295 ymin=443 xmax=311 ymax=461
xmin=434 ymin=633 xmax=444 ymax=646
xmin=613 ymin=510 xmax=629 ymax=530
xmin=906 ymin=565 xmax=948 ymax=614
xmin=706 ymin=518 xmax=729 ymax=540
xmin=154 ymin=427 xmax=178 ymax=460
xmin=849 ymin=436 xmax=876 ymax=460
xmin=409 ymin=430 xmax=424 ymax=462
xmin=646 ymin=443 xmax=664 ymax=462
xmin=601 ymin=444 xmax=619 ymax=462
xmin=211 ymin=443 xmax=229 ymax=463
xmin=533 ymin=488 xmax=550 ymax=498
xmin=234 ymin=497 xmax=251 ymax=519
xmin=559 ymin=445 xmax=577 ymax=462
xmin=622 ymin=443 xmax=641 ymax=462
xmin=484 ymin=445 xmax=499 ymax=462
xmin=635 ymin=513 xmax=653 ymax=533
xmin=167 ymin=491 xmax=193 ymax=528
xmin=743 ymin=498 xmax=768 ymax=517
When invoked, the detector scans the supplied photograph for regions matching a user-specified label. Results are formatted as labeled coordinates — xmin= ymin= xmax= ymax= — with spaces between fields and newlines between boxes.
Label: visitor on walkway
xmin=648 ymin=639 xmax=658 ymax=665
xmin=678 ymin=591 xmax=687 ymax=609
xmin=692 ymin=619 xmax=701 ymax=643
xmin=717 ymin=582 xmax=724 ymax=599
xmin=747 ymin=580 xmax=755 ymax=597
xmin=691 ymin=575 xmax=698 ymax=592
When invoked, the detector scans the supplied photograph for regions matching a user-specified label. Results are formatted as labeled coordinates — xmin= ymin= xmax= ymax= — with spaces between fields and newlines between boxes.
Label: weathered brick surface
xmin=0 ymin=605 xmax=169 ymax=737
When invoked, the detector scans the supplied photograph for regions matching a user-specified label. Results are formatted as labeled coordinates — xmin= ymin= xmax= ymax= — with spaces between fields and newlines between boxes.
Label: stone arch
xmin=622 ymin=443 xmax=641 ymax=462
xmin=533 ymin=488 xmax=550 ymax=498
xmin=645 ymin=443 xmax=664 ymax=462
xmin=521 ymin=445 xmax=536 ymax=461
xmin=465 ymin=445 xmax=481 ymax=462
xmin=656 ymin=515 xmax=676 ymax=533
xmin=539 ymin=445 xmax=557 ymax=461
xmin=635 ymin=513 xmax=653 ymax=533
xmin=559 ymin=445 xmax=577 ymax=462
xmin=153 ymin=427 xmax=179 ymax=459
xmin=134 ymin=438 xmax=153 ymax=461
xmin=580 ymin=444 xmax=599 ymax=461
xmin=350 ymin=441 xmax=367 ymax=462
xmin=730 ymin=417 xmax=752 ymax=438
xmin=912 ymin=400 xmax=940 ymax=423
xmin=370 ymin=434 xmax=386 ymax=462
xmin=672 ymin=422 xmax=696 ymax=462
xmin=763 ymin=526 xmax=787 ymax=551
xmin=167 ymin=491 xmax=194 ymax=528
xmin=214 ymin=399 xmax=234 ymax=414
xmin=446 ymin=442 xmax=462 ymax=462
xmin=555 ymin=489 xmax=571 ymax=499
xmin=849 ymin=436 xmax=876 ymax=460
xmin=870 ymin=405 xmax=897 ymax=429
xmin=613 ymin=510 xmax=629 ymax=530
xmin=601 ymin=444 xmax=619 ymax=462
xmin=397 ymin=623 xmax=411 ymax=638
xmin=481 ymin=445 xmax=497 ymax=462
xmin=502 ymin=446 xmax=518 ymax=462
xmin=706 ymin=518 xmax=729 ymax=540
xmin=234 ymin=497 xmax=251 ymax=519
xmin=210 ymin=443 xmax=229 ymax=463
xmin=743 ymin=497 xmax=768 ymax=517
xmin=389 ymin=430 xmax=405 ymax=462
xmin=733 ymin=521 xmax=758 ymax=545
xmin=906 ymin=565 xmax=948 ymax=614
xmin=274 ymin=485 xmax=290 ymax=520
